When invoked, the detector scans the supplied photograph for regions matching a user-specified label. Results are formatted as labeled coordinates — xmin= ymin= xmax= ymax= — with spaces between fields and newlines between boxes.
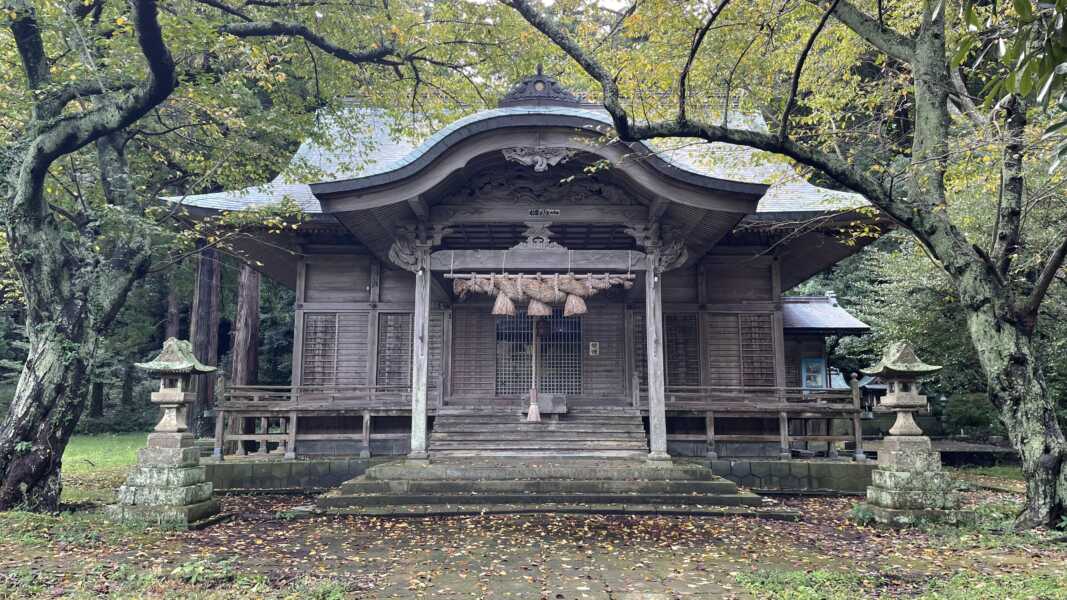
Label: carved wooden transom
xmin=438 ymin=164 xmax=638 ymax=207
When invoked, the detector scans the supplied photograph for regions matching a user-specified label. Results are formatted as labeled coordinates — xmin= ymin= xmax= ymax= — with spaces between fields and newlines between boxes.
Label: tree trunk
xmin=165 ymin=281 xmax=181 ymax=340
xmin=120 ymin=363 xmax=137 ymax=407
xmin=88 ymin=381 xmax=105 ymax=418
xmin=0 ymin=325 xmax=95 ymax=511
xmin=189 ymin=246 xmax=221 ymax=438
xmin=965 ymin=301 xmax=1067 ymax=528
xmin=231 ymin=264 xmax=260 ymax=386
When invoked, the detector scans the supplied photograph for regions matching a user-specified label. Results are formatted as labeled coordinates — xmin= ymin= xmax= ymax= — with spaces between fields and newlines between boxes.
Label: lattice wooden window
xmin=701 ymin=312 xmax=777 ymax=388
xmin=632 ymin=312 xmax=702 ymax=388
xmin=299 ymin=311 xmax=370 ymax=387
xmin=376 ymin=313 xmax=413 ymax=386
xmin=665 ymin=313 xmax=701 ymax=387
xmin=301 ymin=313 xmax=338 ymax=386
xmin=739 ymin=313 xmax=775 ymax=387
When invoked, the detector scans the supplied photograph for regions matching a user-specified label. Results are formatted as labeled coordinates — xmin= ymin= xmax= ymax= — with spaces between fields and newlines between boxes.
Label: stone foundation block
xmin=117 ymin=482 xmax=213 ymax=506
xmin=106 ymin=498 xmax=220 ymax=529
xmin=124 ymin=466 xmax=206 ymax=488
xmin=137 ymin=447 xmax=200 ymax=468
xmin=146 ymin=432 xmax=195 ymax=449
xmin=871 ymin=469 xmax=952 ymax=490
xmin=861 ymin=504 xmax=975 ymax=527
xmin=877 ymin=449 xmax=942 ymax=472
xmin=866 ymin=486 xmax=959 ymax=510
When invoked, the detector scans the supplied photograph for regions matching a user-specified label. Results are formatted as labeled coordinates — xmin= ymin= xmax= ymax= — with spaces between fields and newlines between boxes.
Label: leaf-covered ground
xmin=0 ymin=436 xmax=1062 ymax=598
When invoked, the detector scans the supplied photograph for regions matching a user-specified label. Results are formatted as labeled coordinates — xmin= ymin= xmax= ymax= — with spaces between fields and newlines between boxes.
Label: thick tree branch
xmin=9 ymin=0 xmax=51 ymax=93
xmin=780 ymin=0 xmax=840 ymax=141
xmin=219 ymin=21 xmax=395 ymax=66
xmin=16 ymin=0 xmax=176 ymax=220
xmin=1021 ymin=234 xmax=1067 ymax=324
xmin=678 ymin=1 xmax=731 ymax=124
xmin=500 ymin=0 xmax=891 ymax=208
xmin=500 ymin=0 xmax=631 ymax=135
xmin=992 ymin=97 xmax=1026 ymax=277
xmin=809 ymin=0 xmax=914 ymax=63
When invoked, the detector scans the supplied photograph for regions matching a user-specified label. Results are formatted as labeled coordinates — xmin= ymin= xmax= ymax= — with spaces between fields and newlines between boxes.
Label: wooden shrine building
xmin=181 ymin=72 xmax=876 ymax=461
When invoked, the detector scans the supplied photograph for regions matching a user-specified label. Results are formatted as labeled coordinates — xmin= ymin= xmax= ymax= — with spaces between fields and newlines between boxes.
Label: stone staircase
xmin=427 ymin=408 xmax=649 ymax=458
xmin=315 ymin=457 xmax=778 ymax=517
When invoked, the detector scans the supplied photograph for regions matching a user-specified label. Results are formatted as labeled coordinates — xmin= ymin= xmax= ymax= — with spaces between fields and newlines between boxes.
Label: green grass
xmin=60 ymin=432 xmax=146 ymax=504
xmin=737 ymin=569 xmax=1067 ymax=599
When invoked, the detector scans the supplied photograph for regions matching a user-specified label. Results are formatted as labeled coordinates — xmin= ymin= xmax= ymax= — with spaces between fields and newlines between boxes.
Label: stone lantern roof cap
xmin=135 ymin=338 xmax=216 ymax=375
xmin=861 ymin=341 xmax=941 ymax=377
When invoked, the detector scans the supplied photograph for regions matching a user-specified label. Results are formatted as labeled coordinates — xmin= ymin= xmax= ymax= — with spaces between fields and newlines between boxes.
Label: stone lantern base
xmin=860 ymin=436 xmax=973 ymax=527
xmin=106 ymin=433 xmax=219 ymax=529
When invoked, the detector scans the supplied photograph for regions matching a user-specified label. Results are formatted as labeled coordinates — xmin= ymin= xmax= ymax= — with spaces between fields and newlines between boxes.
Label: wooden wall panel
xmin=582 ymin=305 xmax=626 ymax=397
xmin=702 ymin=258 xmax=773 ymax=303
xmin=379 ymin=268 xmax=416 ymax=302
xmin=661 ymin=267 xmax=698 ymax=303
xmin=450 ymin=306 xmax=496 ymax=396
xmin=303 ymin=258 xmax=370 ymax=303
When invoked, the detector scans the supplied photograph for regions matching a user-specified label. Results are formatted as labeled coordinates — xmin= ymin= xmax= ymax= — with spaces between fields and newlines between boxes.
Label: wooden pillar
xmin=705 ymin=411 xmax=717 ymax=459
xmin=778 ymin=411 xmax=791 ymax=459
xmin=408 ymin=245 xmax=432 ymax=460
xmin=259 ymin=416 xmax=269 ymax=455
xmin=286 ymin=411 xmax=297 ymax=459
xmin=212 ymin=410 xmax=225 ymax=461
xmin=645 ymin=258 xmax=669 ymax=461
xmin=361 ymin=410 xmax=372 ymax=458
xmin=851 ymin=373 xmax=866 ymax=461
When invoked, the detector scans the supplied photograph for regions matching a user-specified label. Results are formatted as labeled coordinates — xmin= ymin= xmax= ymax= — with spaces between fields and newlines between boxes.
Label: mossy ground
xmin=0 ymin=435 xmax=1062 ymax=598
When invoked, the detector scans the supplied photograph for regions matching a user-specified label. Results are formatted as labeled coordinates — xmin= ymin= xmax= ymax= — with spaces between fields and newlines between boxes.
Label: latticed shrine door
xmin=495 ymin=310 xmax=582 ymax=397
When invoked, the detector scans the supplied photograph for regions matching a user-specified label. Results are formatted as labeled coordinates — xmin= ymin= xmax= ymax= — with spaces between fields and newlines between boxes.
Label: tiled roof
xmin=173 ymin=105 xmax=867 ymax=215
xmin=782 ymin=294 xmax=869 ymax=332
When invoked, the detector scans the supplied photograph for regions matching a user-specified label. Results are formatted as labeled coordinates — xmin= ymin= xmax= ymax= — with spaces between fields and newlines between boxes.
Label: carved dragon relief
xmin=501 ymin=147 xmax=577 ymax=172
xmin=388 ymin=224 xmax=452 ymax=272
xmin=624 ymin=223 xmax=689 ymax=273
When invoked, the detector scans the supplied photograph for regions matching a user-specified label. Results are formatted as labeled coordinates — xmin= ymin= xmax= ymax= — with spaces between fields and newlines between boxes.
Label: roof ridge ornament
xmin=499 ymin=68 xmax=582 ymax=107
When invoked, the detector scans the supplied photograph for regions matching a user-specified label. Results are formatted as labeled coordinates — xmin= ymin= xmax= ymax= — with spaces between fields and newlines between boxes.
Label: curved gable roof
xmin=174 ymin=105 xmax=866 ymax=215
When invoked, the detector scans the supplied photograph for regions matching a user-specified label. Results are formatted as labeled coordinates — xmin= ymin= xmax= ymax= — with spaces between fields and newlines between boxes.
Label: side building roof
xmin=782 ymin=294 xmax=869 ymax=334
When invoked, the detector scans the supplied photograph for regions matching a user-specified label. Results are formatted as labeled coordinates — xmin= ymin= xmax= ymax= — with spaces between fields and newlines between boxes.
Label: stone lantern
xmin=863 ymin=341 xmax=941 ymax=437
xmin=858 ymin=342 xmax=972 ymax=526
xmin=137 ymin=338 xmax=216 ymax=445
xmin=107 ymin=339 xmax=220 ymax=528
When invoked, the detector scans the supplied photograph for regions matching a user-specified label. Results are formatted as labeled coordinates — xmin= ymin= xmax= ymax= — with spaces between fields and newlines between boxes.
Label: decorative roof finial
xmin=499 ymin=68 xmax=581 ymax=108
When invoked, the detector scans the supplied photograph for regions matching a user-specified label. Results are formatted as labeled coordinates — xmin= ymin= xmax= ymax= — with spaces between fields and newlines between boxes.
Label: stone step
xmin=429 ymin=439 xmax=648 ymax=447
xmin=317 ymin=491 xmax=764 ymax=509
xmin=430 ymin=431 xmax=647 ymax=440
xmin=428 ymin=450 xmax=649 ymax=458
xmin=317 ymin=502 xmax=799 ymax=520
xmin=434 ymin=415 xmax=646 ymax=423
xmin=431 ymin=425 xmax=646 ymax=434
xmin=337 ymin=478 xmax=741 ymax=495
xmin=364 ymin=460 xmax=716 ymax=481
